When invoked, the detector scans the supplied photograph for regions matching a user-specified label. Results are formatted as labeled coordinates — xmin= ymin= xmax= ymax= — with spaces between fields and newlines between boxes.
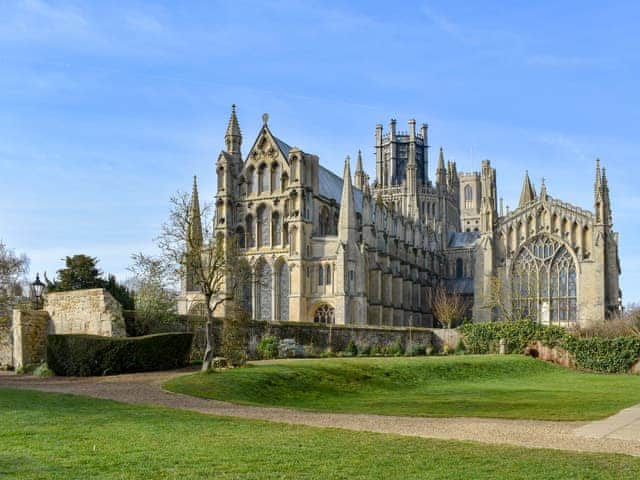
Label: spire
xmin=518 ymin=170 xmax=536 ymax=208
xmin=338 ymin=156 xmax=357 ymax=241
xmin=188 ymin=176 xmax=203 ymax=249
xmin=224 ymin=104 xmax=242 ymax=155
xmin=436 ymin=147 xmax=447 ymax=188
xmin=354 ymin=149 xmax=367 ymax=190
xmin=540 ymin=177 xmax=547 ymax=201
xmin=595 ymin=158 xmax=602 ymax=190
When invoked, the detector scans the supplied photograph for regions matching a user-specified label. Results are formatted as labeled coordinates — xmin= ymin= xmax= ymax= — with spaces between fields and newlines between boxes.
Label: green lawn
xmin=1 ymin=388 xmax=640 ymax=479
xmin=165 ymin=355 xmax=640 ymax=421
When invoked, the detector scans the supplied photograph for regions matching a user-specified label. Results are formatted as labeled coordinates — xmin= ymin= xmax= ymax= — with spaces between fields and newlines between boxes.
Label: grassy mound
xmin=165 ymin=355 xmax=640 ymax=421
xmin=2 ymin=388 xmax=640 ymax=479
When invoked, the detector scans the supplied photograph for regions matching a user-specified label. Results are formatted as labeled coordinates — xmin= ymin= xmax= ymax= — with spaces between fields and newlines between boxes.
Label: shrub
xmin=357 ymin=344 xmax=371 ymax=356
xmin=460 ymin=320 xmax=640 ymax=373
xmin=257 ymin=336 xmax=279 ymax=359
xmin=454 ymin=339 xmax=466 ymax=355
xmin=370 ymin=345 xmax=382 ymax=356
xmin=32 ymin=363 xmax=54 ymax=378
xmin=408 ymin=344 xmax=427 ymax=356
xmin=343 ymin=340 xmax=358 ymax=357
xmin=385 ymin=341 xmax=404 ymax=357
xmin=47 ymin=333 xmax=193 ymax=376
xmin=221 ymin=306 xmax=250 ymax=367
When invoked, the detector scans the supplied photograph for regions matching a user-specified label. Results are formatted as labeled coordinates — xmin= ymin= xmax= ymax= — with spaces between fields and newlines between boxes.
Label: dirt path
xmin=1 ymin=369 xmax=639 ymax=457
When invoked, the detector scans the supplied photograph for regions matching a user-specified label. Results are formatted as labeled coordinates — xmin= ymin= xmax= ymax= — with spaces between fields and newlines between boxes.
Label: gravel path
xmin=1 ymin=369 xmax=639 ymax=457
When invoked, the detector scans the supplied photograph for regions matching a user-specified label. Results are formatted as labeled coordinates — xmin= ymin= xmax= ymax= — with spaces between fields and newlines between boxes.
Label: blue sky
xmin=1 ymin=0 xmax=639 ymax=302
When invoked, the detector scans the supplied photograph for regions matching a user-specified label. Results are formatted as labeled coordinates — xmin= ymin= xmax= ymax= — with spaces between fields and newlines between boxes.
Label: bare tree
xmin=431 ymin=285 xmax=469 ymax=329
xmin=481 ymin=268 xmax=538 ymax=323
xmin=157 ymin=191 xmax=251 ymax=371
xmin=0 ymin=241 xmax=29 ymax=317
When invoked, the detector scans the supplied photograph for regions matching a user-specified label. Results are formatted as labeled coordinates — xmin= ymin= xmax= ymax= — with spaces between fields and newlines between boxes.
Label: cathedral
xmin=178 ymin=106 xmax=622 ymax=327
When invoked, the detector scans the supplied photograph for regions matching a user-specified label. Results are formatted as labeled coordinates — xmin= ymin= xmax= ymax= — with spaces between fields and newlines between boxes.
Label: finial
xmin=262 ymin=112 xmax=269 ymax=125
xmin=231 ymin=103 xmax=236 ymax=113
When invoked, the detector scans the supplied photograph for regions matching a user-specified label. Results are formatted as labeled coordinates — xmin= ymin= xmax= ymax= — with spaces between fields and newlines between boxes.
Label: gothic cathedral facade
xmin=178 ymin=106 xmax=621 ymax=327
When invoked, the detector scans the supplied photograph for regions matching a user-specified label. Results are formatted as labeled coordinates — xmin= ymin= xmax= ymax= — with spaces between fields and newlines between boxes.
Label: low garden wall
xmin=178 ymin=317 xmax=434 ymax=361
xmin=0 ymin=318 xmax=12 ymax=368
xmin=12 ymin=309 xmax=50 ymax=370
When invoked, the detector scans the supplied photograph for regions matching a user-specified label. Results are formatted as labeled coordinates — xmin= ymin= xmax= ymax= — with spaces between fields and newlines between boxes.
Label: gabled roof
xmin=273 ymin=136 xmax=291 ymax=158
xmin=319 ymin=165 xmax=363 ymax=213
xmin=448 ymin=231 xmax=480 ymax=249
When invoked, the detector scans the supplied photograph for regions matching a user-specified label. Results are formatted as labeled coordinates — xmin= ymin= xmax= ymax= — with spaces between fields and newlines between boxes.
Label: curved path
xmin=1 ymin=369 xmax=639 ymax=457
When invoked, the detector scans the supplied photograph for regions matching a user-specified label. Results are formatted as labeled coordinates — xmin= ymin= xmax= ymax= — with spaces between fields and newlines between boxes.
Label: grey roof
xmin=273 ymin=136 xmax=291 ymax=159
xmin=448 ymin=231 xmax=480 ymax=249
xmin=445 ymin=278 xmax=474 ymax=295
xmin=318 ymin=165 xmax=363 ymax=212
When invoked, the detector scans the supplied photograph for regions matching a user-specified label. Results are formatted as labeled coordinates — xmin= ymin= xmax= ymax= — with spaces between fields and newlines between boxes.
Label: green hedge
xmin=47 ymin=333 xmax=193 ymax=376
xmin=459 ymin=320 xmax=640 ymax=374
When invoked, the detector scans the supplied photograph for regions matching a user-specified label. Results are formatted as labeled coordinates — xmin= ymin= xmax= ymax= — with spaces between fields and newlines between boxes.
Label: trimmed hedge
xmin=47 ymin=333 xmax=193 ymax=376
xmin=460 ymin=320 xmax=640 ymax=374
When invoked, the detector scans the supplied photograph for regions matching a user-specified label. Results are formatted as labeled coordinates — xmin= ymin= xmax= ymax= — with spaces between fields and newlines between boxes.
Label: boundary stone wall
xmin=0 ymin=318 xmax=12 ymax=368
xmin=45 ymin=289 xmax=126 ymax=337
xmin=185 ymin=317 xmax=434 ymax=360
xmin=12 ymin=310 xmax=50 ymax=369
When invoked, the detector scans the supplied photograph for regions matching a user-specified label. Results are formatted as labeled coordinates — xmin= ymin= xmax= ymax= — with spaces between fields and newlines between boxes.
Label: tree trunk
xmin=201 ymin=295 xmax=215 ymax=371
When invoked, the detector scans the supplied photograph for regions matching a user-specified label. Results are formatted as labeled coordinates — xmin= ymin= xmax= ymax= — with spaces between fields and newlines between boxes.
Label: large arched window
xmin=277 ymin=261 xmax=289 ymax=321
xmin=271 ymin=163 xmax=281 ymax=192
xmin=245 ymin=215 xmax=255 ymax=248
xmin=512 ymin=236 xmax=577 ymax=324
xmin=464 ymin=185 xmax=473 ymax=209
xmin=256 ymin=260 xmax=272 ymax=321
xmin=257 ymin=205 xmax=270 ymax=247
xmin=272 ymin=212 xmax=281 ymax=245
xmin=313 ymin=304 xmax=335 ymax=324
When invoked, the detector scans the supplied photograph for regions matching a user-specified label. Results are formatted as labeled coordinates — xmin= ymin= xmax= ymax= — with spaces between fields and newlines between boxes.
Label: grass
xmin=1 ymin=388 xmax=640 ymax=479
xmin=165 ymin=355 xmax=640 ymax=421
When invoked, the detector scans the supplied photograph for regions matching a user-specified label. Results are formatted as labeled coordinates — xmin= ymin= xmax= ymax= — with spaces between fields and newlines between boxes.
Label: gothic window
xmin=464 ymin=185 xmax=473 ymax=209
xmin=271 ymin=163 xmax=280 ymax=192
xmin=272 ymin=212 xmax=281 ymax=245
xmin=217 ymin=167 xmax=224 ymax=192
xmin=313 ymin=304 xmax=335 ymax=324
xmin=258 ymin=164 xmax=268 ymax=193
xmin=277 ymin=261 xmax=290 ymax=321
xmin=239 ymin=259 xmax=252 ymax=317
xmin=281 ymin=173 xmax=289 ymax=190
xmin=246 ymin=215 xmax=255 ymax=248
xmin=318 ymin=265 xmax=324 ymax=286
xmin=319 ymin=206 xmax=331 ymax=236
xmin=246 ymin=166 xmax=255 ymax=194
xmin=512 ymin=235 xmax=577 ymax=325
xmin=236 ymin=226 xmax=245 ymax=249
xmin=257 ymin=205 xmax=270 ymax=247
xmin=456 ymin=258 xmax=464 ymax=279
xmin=256 ymin=260 xmax=272 ymax=321
xmin=325 ymin=264 xmax=331 ymax=285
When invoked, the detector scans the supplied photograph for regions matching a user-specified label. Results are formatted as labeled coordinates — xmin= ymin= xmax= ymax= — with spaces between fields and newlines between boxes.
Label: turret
xmin=594 ymin=159 xmax=611 ymax=226
xmin=480 ymin=160 xmax=497 ymax=233
xmin=338 ymin=156 xmax=358 ymax=243
xmin=224 ymin=104 xmax=242 ymax=156
xmin=518 ymin=170 xmax=536 ymax=208
xmin=436 ymin=147 xmax=447 ymax=190
xmin=354 ymin=150 xmax=367 ymax=190
xmin=420 ymin=123 xmax=429 ymax=184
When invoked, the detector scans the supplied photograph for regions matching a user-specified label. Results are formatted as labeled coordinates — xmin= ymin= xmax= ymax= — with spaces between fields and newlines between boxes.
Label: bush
xmin=32 ymin=363 xmax=54 ymax=377
xmin=408 ymin=344 xmax=427 ymax=356
xmin=460 ymin=320 xmax=640 ymax=373
xmin=370 ymin=345 xmax=381 ymax=356
xmin=47 ymin=333 xmax=193 ymax=376
xmin=385 ymin=341 xmax=404 ymax=357
xmin=343 ymin=340 xmax=358 ymax=357
xmin=221 ymin=307 xmax=250 ymax=367
xmin=358 ymin=344 xmax=371 ymax=356
xmin=257 ymin=336 xmax=278 ymax=360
